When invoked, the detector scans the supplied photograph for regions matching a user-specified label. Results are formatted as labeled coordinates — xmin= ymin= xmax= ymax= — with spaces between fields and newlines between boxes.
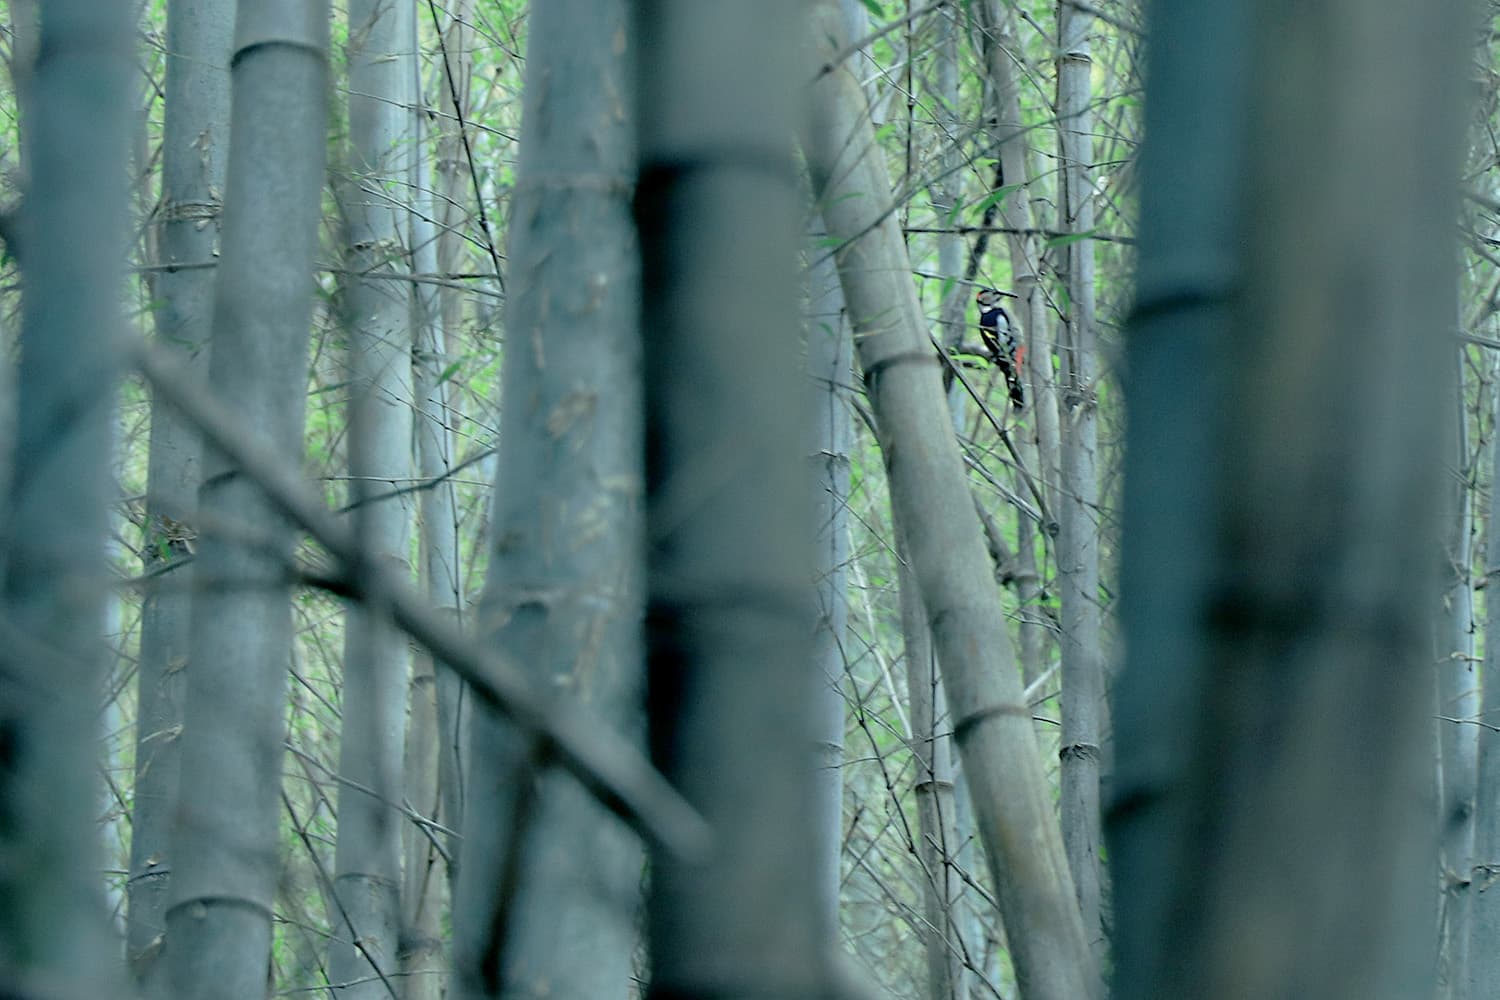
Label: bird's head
xmin=975 ymin=288 xmax=1016 ymax=309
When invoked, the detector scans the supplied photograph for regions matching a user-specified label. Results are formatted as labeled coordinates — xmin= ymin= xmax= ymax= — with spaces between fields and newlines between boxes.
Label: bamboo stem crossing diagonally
xmin=132 ymin=340 xmax=711 ymax=864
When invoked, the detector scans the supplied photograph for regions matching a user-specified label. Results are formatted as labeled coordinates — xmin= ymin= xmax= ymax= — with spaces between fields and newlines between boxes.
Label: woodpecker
xmin=976 ymin=287 xmax=1024 ymax=408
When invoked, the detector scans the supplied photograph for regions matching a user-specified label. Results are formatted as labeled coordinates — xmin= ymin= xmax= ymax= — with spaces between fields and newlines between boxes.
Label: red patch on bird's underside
xmin=1015 ymin=344 xmax=1027 ymax=371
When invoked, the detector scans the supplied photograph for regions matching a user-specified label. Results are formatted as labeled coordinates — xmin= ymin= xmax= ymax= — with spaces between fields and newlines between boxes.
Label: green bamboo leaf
xmin=1045 ymin=228 xmax=1098 ymax=249
xmin=971 ymin=184 xmax=1025 ymax=217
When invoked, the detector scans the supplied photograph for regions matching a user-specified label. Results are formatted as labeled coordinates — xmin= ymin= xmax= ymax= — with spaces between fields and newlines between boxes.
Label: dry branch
xmin=132 ymin=339 xmax=710 ymax=863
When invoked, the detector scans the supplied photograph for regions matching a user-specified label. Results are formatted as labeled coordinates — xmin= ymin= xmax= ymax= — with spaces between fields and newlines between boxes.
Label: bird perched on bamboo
xmin=976 ymin=287 xmax=1024 ymax=408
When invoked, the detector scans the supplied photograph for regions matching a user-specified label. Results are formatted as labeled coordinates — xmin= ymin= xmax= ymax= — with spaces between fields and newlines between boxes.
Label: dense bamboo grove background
xmin=0 ymin=0 xmax=1492 ymax=998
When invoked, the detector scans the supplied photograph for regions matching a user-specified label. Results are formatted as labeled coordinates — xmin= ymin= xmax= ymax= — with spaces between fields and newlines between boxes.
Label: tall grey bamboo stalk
xmin=165 ymin=3 xmax=329 ymax=998
xmin=1107 ymin=0 xmax=1248 ymax=992
xmin=1114 ymin=0 xmax=1464 ymax=995
xmin=809 ymin=217 xmax=851 ymax=936
xmin=931 ymin=7 xmax=965 ymax=379
xmin=126 ymin=2 xmax=233 ymax=995
xmin=976 ymin=0 xmax=1054 ymax=688
xmin=1467 ymin=359 xmax=1500 ymax=996
xmin=869 ymin=8 xmax=970 ymax=999
xmin=1439 ymin=352 xmax=1478 ymax=999
xmin=898 ymin=543 xmax=968 ymax=1000
xmin=328 ymin=0 xmax=416 ymax=993
xmin=0 ymin=1 xmax=132 ymax=996
xmin=804 ymin=4 xmax=1098 ymax=997
xmin=430 ymin=0 xmax=475 ymax=845
xmin=451 ymin=2 xmax=644 ymax=996
xmin=1054 ymin=0 xmax=1104 ymax=955
xmin=637 ymin=1 xmax=830 ymax=993
xmin=401 ymin=9 xmax=462 ymax=999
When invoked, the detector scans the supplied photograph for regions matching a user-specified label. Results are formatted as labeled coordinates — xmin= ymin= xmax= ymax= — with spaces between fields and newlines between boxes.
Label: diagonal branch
xmin=131 ymin=338 xmax=710 ymax=863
